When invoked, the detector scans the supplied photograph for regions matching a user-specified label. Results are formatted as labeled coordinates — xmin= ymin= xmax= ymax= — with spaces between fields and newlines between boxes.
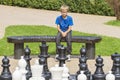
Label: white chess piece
xmin=62 ymin=64 xmax=69 ymax=80
xmin=31 ymin=59 xmax=43 ymax=77
xmin=63 ymin=64 xmax=69 ymax=73
xmin=77 ymin=71 xmax=87 ymax=80
xmin=62 ymin=70 xmax=69 ymax=80
xmin=18 ymin=56 xmax=27 ymax=80
xmin=106 ymin=71 xmax=115 ymax=80
xmin=12 ymin=67 xmax=22 ymax=80
xmin=50 ymin=64 xmax=63 ymax=80
xmin=18 ymin=56 xmax=27 ymax=71
xmin=29 ymin=59 xmax=45 ymax=80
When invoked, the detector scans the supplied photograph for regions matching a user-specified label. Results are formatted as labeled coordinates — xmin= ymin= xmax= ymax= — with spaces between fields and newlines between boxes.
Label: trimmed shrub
xmin=0 ymin=0 xmax=114 ymax=16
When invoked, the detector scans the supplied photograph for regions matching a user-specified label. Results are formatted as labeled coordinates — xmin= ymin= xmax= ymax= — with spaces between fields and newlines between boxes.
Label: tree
xmin=112 ymin=0 xmax=120 ymax=20
xmin=107 ymin=0 xmax=120 ymax=20
xmin=109 ymin=0 xmax=120 ymax=20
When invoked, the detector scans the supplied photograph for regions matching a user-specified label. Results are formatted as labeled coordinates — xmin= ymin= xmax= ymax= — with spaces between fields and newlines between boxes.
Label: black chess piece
xmin=56 ymin=45 xmax=68 ymax=67
xmin=77 ymin=46 xmax=91 ymax=80
xmin=0 ymin=56 xmax=12 ymax=80
xmin=111 ymin=52 xmax=120 ymax=73
xmin=39 ymin=41 xmax=49 ymax=57
xmin=92 ymin=55 xmax=105 ymax=80
xmin=80 ymin=45 xmax=86 ymax=57
xmin=77 ymin=55 xmax=87 ymax=74
xmin=113 ymin=57 xmax=120 ymax=80
xmin=24 ymin=45 xmax=32 ymax=80
xmin=38 ymin=41 xmax=51 ymax=80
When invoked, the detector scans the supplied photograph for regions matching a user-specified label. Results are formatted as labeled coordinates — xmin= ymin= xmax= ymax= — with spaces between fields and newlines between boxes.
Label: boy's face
xmin=61 ymin=9 xmax=68 ymax=18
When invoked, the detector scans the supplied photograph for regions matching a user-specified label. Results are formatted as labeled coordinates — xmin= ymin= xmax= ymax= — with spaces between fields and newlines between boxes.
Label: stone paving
xmin=0 ymin=5 xmax=119 ymax=74
xmin=0 ymin=56 xmax=113 ymax=74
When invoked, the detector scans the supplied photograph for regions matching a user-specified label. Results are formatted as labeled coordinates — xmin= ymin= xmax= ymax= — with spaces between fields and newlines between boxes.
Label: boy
xmin=55 ymin=5 xmax=74 ymax=61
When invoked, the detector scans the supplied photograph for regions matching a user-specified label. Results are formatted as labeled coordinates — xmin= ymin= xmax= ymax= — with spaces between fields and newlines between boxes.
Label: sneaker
xmin=67 ymin=55 xmax=71 ymax=61
xmin=55 ymin=54 xmax=59 ymax=62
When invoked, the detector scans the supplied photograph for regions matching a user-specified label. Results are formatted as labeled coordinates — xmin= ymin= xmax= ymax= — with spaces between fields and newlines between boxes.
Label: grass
xmin=105 ymin=20 xmax=120 ymax=27
xmin=0 ymin=25 xmax=120 ymax=56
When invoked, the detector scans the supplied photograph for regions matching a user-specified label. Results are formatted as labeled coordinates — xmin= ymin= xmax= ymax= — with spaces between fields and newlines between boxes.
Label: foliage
xmin=0 ymin=0 xmax=114 ymax=16
xmin=0 ymin=25 xmax=120 ymax=56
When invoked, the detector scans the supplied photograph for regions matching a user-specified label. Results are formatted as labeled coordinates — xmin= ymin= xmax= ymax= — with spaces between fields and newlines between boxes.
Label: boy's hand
xmin=62 ymin=32 xmax=67 ymax=37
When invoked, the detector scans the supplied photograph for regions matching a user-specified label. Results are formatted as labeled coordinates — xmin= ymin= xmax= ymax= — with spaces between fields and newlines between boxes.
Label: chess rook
xmin=111 ymin=52 xmax=120 ymax=73
xmin=113 ymin=56 xmax=120 ymax=80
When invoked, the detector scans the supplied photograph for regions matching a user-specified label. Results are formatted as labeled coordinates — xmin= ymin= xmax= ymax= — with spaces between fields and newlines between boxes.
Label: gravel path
xmin=0 ymin=5 xmax=119 ymax=74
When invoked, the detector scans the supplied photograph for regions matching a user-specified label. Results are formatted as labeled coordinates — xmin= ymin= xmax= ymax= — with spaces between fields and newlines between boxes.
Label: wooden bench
xmin=7 ymin=36 xmax=102 ymax=59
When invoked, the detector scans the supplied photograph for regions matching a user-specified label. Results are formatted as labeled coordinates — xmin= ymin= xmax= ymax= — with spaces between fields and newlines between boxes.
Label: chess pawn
xmin=80 ymin=45 xmax=86 ymax=57
xmin=50 ymin=64 xmax=63 ymax=80
xmin=92 ymin=55 xmax=105 ymax=80
xmin=18 ymin=56 xmax=27 ymax=80
xmin=106 ymin=71 xmax=115 ymax=80
xmin=12 ymin=67 xmax=22 ymax=80
xmin=62 ymin=64 xmax=69 ymax=80
xmin=18 ymin=56 xmax=27 ymax=71
xmin=31 ymin=59 xmax=43 ymax=77
xmin=77 ymin=71 xmax=87 ymax=80
xmin=0 ymin=56 xmax=12 ymax=80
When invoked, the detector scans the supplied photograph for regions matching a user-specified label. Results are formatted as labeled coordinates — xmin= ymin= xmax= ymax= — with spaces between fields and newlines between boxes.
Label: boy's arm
xmin=65 ymin=26 xmax=72 ymax=34
xmin=57 ymin=25 xmax=63 ymax=33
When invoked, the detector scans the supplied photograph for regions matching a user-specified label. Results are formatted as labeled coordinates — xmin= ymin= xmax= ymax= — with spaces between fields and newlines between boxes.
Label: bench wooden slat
xmin=7 ymin=36 xmax=101 ymax=43
xmin=7 ymin=35 xmax=102 ymax=59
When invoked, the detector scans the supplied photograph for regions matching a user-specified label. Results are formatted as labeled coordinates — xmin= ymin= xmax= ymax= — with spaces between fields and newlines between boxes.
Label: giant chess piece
xmin=92 ymin=55 xmax=105 ymax=80
xmin=0 ymin=56 xmax=12 ymax=80
xmin=77 ymin=45 xmax=88 ymax=74
xmin=12 ymin=67 xmax=22 ymax=80
xmin=24 ymin=45 xmax=32 ymax=80
xmin=50 ymin=64 xmax=63 ymax=80
xmin=29 ymin=60 xmax=45 ymax=80
xmin=113 ymin=56 xmax=120 ymax=80
xmin=77 ymin=71 xmax=87 ymax=80
xmin=38 ymin=41 xmax=51 ymax=80
xmin=106 ymin=71 xmax=115 ymax=80
xmin=62 ymin=64 xmax=70 ymax=80
xmin=80 ymin=45 xmax=86 ymax=57
xmin=56 ymin=45 xmax=68 ymax=67
xmin=77 ymin=46 xmax=91 ymax=80
xmin=111 ymin=52 xmax=120 ymax=73
xmin=18 ymin=56 xmax=27 ymax=80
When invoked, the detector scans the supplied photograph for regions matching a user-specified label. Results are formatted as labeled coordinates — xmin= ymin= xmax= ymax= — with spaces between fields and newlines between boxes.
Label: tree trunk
xmin=113 ymin=0 xmax=120 ymax=20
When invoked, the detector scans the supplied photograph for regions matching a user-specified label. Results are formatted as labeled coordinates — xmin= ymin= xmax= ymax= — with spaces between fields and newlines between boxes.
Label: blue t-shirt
xmin=55 ymin=15 xmax=73 ymax=32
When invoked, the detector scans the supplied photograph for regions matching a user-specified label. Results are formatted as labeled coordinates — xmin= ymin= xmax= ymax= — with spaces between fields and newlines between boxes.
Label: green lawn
xmin=105 ymin=20 xmax=120 ymax=27
xmin=0 ymin=25 xmax=120 ymax=56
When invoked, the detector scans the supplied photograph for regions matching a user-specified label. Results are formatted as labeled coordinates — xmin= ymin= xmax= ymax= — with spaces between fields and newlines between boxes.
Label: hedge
xmin=0 ymin=0 xmax=114 ymax=16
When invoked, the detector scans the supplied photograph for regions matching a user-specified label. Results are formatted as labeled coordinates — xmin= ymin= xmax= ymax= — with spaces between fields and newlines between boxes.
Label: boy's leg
xmin=56 ymin=32 xmax=62 ymax=54
xmin=66 ymin=31 xmax=72 ymax=55
xmin=66 ymin=31 xmax=72 ymax=61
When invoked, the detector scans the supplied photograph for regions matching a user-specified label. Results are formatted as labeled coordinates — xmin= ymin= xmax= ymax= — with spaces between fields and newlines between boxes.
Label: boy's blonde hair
xmin=60 ymin=5 xmax=69 ymax=11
